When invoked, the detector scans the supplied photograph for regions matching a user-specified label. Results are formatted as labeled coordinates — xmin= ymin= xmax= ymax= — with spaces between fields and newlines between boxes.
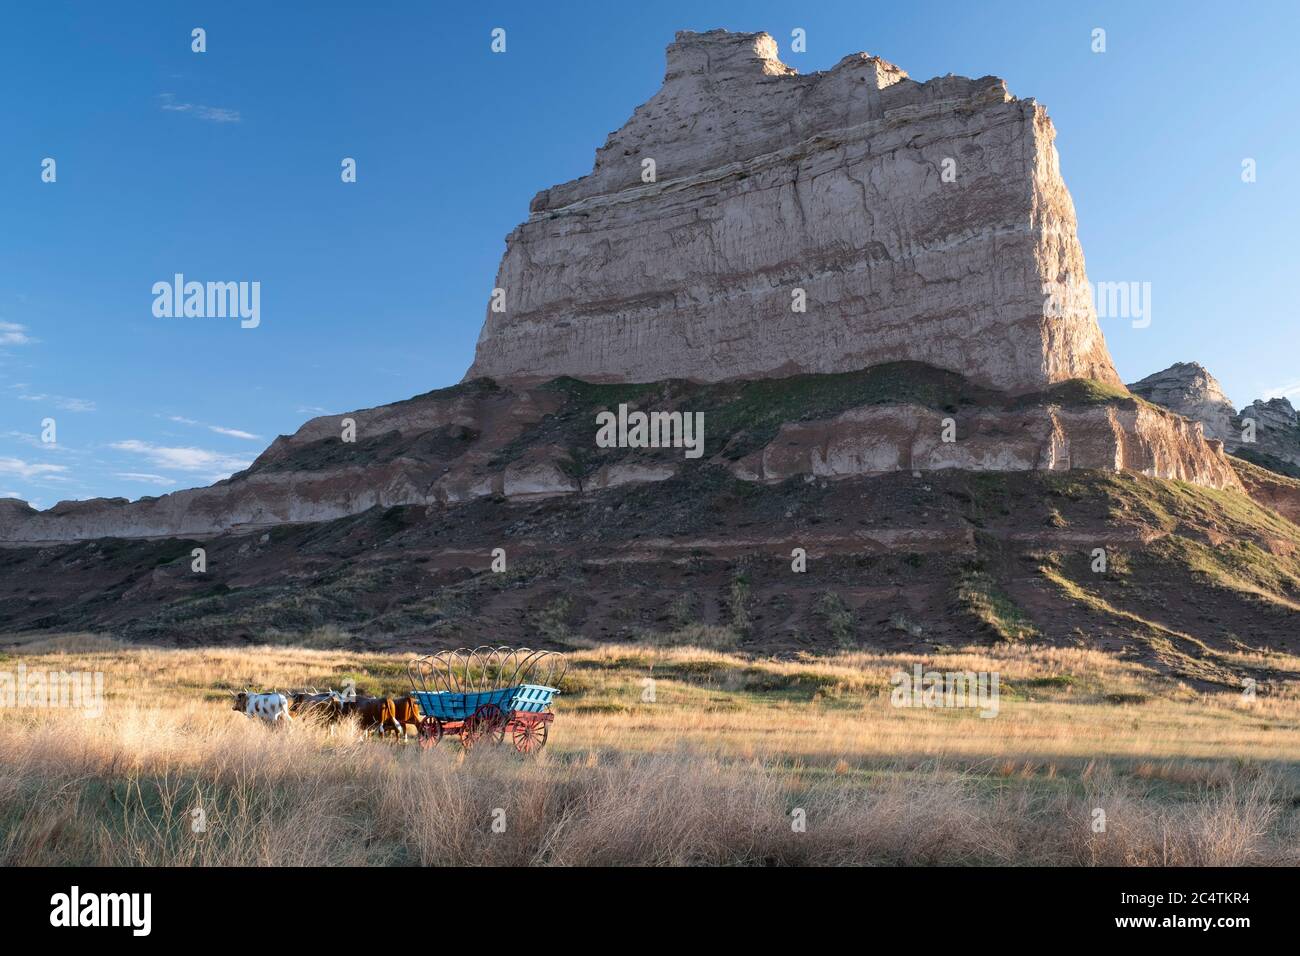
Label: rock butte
xmin=467 ymin=29 xmax=1121 ymax=393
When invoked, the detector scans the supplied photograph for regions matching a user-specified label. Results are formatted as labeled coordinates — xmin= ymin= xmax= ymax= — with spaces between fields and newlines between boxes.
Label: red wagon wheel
xmin=417 ymin=716 xmax=443 ymax=749
xmin=511 ymin=714 xmax=548 ymax=754
xmin=461 ymin=703 xmax=504 ymax=750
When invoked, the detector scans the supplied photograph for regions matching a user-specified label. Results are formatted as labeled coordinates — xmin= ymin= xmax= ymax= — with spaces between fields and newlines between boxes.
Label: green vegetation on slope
xmin=497 ymin=365 xmax=1142 ymax=478
xmin=956 ymin=570 xmax=1039 ymax=642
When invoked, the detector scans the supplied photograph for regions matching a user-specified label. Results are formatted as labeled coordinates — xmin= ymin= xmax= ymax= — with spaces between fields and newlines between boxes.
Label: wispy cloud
xmin=3 ymin=429 xmax=61 ymax=450
xmin=1262 ymin=380 xmax=1300 ymax=403
xmin=208 ymin=425 xmax=261 ymax=440
xmin=196 ymin=106 xmax=241 ymax=123
xmin=110 ymin=440 xmax=251 ymax=478
xmin=0 ymin=457 xmax=69 ymax=480
xmin=9 ymin=383 xmax=96 ymax=412
xmin=0 ymin=321 xmax=34 ymax=346
xmin=114 ymin=472 xmax=176 ymax=486
xmin=57 ymin=397 xmax=95 ymax=412
xmin=165 ymin=414 xmax=261 ymax=441
xmin=159 ymin=93 xmax=241 ymax=123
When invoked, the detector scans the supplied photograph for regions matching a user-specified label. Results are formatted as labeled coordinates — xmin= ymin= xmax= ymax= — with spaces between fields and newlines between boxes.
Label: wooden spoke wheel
xmin=511 ymin=714 xmax=549 ymax=754
xmin=461 ymin=703 xmax=504 ymax=750
xmin=417 ymin=716 xmax=443 ymax=749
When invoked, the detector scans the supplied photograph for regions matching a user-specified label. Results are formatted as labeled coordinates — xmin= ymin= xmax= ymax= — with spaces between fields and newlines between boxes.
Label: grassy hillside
xmin=3 ymin=469 xmax=1297 ymax=694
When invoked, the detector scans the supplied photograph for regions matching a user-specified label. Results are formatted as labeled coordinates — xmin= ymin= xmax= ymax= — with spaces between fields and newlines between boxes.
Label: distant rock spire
xmin=1128 ymin=362 xmax=1237 ymax=443
xmin=1130 ymin=362 xmax=1300 ymax=473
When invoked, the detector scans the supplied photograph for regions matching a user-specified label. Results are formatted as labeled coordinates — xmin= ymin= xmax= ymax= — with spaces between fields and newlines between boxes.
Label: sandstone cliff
xmin=467 ymin=29 xmax=1121 ymax=393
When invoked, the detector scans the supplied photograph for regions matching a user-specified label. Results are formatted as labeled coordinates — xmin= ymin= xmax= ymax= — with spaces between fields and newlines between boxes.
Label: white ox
xmin=233 ymin=691 xmax=292 ymax=725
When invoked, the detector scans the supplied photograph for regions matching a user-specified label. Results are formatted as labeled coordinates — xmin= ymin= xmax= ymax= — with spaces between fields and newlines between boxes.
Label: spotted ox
xmin=343 ymin=696 xmax=402 ymax=739
xmin=233 ymin=691 xmax=292 ymax=725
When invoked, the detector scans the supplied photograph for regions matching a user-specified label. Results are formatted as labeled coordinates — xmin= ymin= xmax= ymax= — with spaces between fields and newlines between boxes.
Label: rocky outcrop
xmin=467 ymin=29 xmax=1120 ymax=394
xmin=586 ymin=462 xmax=678 ymax=491
xmin=7 ymin=29 xmax=1286 ymax=548
xmin=0 ymin=383 xmax=565 ymax=544
xmin=1238 ymin=397 xmax=1297 ymax=435
xmin=732 ymin=402 xmax=1243 ymax=490
xmin=1234 ymin=398 xmax=1300 ymax=470
xmin=1128 ymin=362 xmax=1237 ymax=443
xmin=1130 ymin=362 xmax=1300 ymax=474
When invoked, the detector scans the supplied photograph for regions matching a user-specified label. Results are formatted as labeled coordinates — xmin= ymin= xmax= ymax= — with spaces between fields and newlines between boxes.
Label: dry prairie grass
xmin=1 ymin=636 xmax=1297 ymax=866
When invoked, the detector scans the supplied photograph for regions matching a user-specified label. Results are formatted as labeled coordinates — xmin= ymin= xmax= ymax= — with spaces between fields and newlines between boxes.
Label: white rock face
xmin=731 ymin=402 xmax=1243 ymax=490
xmin=467 ymin=29 xmax=1121 ymax=394
xmin=586 ymin=462 xmax=678 ymax=491
xmin=501 ymin=445 xmax=580 ymax=499
xmin=1238 ymin=398 xmax=1298 ymax=436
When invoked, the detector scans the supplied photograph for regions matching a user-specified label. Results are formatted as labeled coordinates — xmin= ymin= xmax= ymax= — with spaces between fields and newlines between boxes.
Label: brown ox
xmin=392 ymin=695 xmax=423 ymax=737
xmin=343 ymin=696 xmax=402 ymax=738
xmin=289 ymin=691 xmax=345 ymax=726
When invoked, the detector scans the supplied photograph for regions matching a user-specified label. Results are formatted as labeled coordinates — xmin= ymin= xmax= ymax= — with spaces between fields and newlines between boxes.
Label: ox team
xmin=232 ymin=690 xmax=416 ymax=737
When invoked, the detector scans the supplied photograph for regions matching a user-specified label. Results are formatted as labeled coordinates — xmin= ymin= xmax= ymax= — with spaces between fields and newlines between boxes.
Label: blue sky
xmin=3 ymin=0 xmax=1297 ymax=507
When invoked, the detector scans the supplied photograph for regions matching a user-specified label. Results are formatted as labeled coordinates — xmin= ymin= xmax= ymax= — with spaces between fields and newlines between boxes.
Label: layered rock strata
xmin=0 ymin=378 xmax=1244 ymax=545
xmin=466 ymin=29 xmax=1121 ymax=393
xmin=730 ymin=403 xmax=1242 ymax=489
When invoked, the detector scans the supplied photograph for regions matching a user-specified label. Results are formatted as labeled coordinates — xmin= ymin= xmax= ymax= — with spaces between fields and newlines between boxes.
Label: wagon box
xmin=410 ymin=683 xmax=559 ymax=720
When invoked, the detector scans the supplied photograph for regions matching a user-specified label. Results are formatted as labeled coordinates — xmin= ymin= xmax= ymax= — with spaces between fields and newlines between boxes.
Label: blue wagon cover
xmin=412 ymin=683 xmax=558 ymax=721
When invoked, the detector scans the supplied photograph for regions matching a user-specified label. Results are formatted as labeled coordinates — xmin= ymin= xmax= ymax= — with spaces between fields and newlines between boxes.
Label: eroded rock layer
xmin=467 ymin=29 xmax=1121 ymax=393
xmin=731 ymin=403 xmax=1242 ymax=489
xmin=0 ymin=371 xmax=1246 ymax=546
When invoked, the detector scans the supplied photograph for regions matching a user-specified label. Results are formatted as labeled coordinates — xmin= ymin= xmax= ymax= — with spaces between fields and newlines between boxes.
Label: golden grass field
xmin=1 ymin=633 xmax=1298 ymax=865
